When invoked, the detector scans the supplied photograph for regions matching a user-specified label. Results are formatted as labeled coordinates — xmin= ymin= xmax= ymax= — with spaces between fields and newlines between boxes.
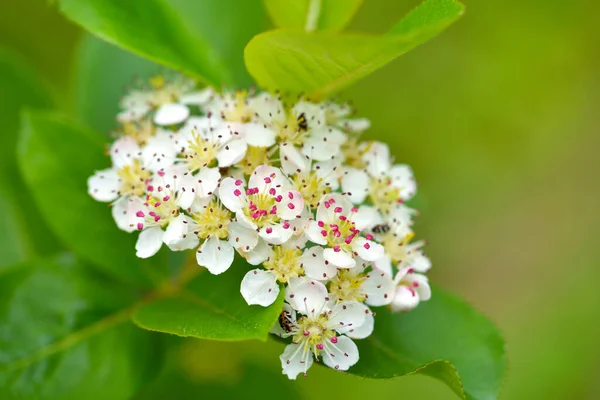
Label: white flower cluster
xmin=88 ymin=74 xmax=432 ymax=379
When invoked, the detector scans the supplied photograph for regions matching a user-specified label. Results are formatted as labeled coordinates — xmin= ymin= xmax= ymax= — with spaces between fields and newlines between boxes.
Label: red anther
xmin=137 ymin=223 xmax=144 ymax=231
xmin=154 ymin=202 xmax=161 ymax=207
xmin=136 ymin=211 xmax=145 ymax=218
xmin=266 ymin=227 xmax=273 ymax=234
xmin=288 ymin=192 xmax=294 ymax=199
xmin=318 ymin=221 xmax=324 ymax=227
xmin=287 ymin=203 xmax=295 ymax=210
xmin=235 ymin=179 xmax=243 ymax=186
xmin=270 ymin=205 xmax=277 ymax=215
xmin=147 ymin=185 xmax=154 ymax=192
xmin=365 ymin=234 xmax=373 ymax=240
xmin=333 ymin=246 xmax=341 ymax=252
xmin=269 ymin=188 xmax=276 ymax=195
xmin=334 ymin=207 xmax=342 ymax=213
xmin=154 ymin=215 xmax=161 ymax=222
xmin=363 ymin=243 xmax=371 ymax=249
xmin=316 ymin=344 xmax=324 ymax=350
xmin=331 ymin=336 xmax=338 ymax=344
xmin=162 ymin=196 xmax=170 ymax=201
xmin=321 ymin=230 xmax=328 ymax=237
xmin=234 ymin=189 xmax=241 ymax=196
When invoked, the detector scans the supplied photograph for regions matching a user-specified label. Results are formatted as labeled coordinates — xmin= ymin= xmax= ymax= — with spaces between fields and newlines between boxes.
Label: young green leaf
xmin=349 ymin=287 xmax=506 ymax=400
xmin=72 ymin=34 xmax=160 ymax=136
xmin=0 ymin=48 xmax=60 ymax=267
xmin=245 ymin=0 xmax=464 ymax=99
xmin=133 ymin=258 xmax=284 ymax=341
xmin=0 ymin=255 xmax=163 ymax=400
xmin=58 ymin=0 xmax=269 ymax=88
xmin=17 ymin=111 xmax=158 ymax=287
xmin=264 ymin=0 xmax=363 ymax=32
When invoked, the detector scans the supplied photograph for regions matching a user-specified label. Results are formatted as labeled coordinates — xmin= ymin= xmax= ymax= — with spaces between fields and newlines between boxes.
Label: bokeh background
xmin=2 ymin=0 xmax=599 ymax=398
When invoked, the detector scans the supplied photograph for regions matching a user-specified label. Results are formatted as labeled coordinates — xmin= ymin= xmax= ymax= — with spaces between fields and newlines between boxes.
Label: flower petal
xmin=304 ymin=220 xmax=328 ymax=245
xmin=179 ymin=88 xmax=214 ymax=105
xmin=249 ymin=165 xmax=286 ymax=193
xmin=280 ymin=343 xmax=314 ymax=380
xmin=352 ymin=205 xmax=383 ymax=231
xmin=362 ymin=269 xmax=396 ymax=306
xmin=286 ymin=279 xmax=329 ymax=318
xmin=280 ymin=143 xmax=308 ymax=176
xmin=390 ymin=164 xmax=417 ymax=200
xmin=328 ymin=301 xmax=366 ymax=334
xmin=363 ymin=141 xmax=390 ymax=178
xmin=153 ymin=103 xmax=190 ymax=125
xmin=110 ymin=136 xmax=140 ymax=169
xmin=352 ymin=238 xmax=384 ymax=262
xmin=390 ymin=285 xmax=419 ymax=312
xmin=258 ymin=223 xmax=294 ymax=245
xmin=196 ymin=237 xmax=234 ymax=275
xmin=341 ymin=168 xmax=369 ymax=204
xmin=142 ymin=130 xmax=177 ymax=172
xmin=228 ymin=221 xmax=259 ymax=252
xmin=216 ymin=138 xmax=247 ymax=167
xmin=240 ymin=238 xmax=271 ymax=265
xmin=322 ymin=335 xmax=359 ymax=371
xmin=162 ymin=214 xmax=190 ymax=248
xmin=301 ymin=246 xmax=337 ymax=281
xmin=135 ymin=226 xmax=164 ymax=258
xmin=111 ymin=196 xmax=143 ymax=232
xmin=242 ymin=122 xmax=276 ymax=147
xmin=323 ymin=248 xmax=356 ymax=269
xmin=240 ymin=269 xmax=280 ymax=307
xmin=278 ymin=190 xmax=304 ymax=220
xmin=218 ymin=177 xmax=245 ymax=212
xmin=88 ymin=168 xmax=120 ymax=202
xmin=345 ymin=306 xmax=374 ymax=339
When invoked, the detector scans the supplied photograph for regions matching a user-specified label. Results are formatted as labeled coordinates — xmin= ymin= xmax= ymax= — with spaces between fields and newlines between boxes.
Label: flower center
xmin=117 ymin=159 xmax=151 ymax=197
xmin=263 ymin=247 xmax=304 ymax=283
xmin=382 ymin=232 xmax=415 ymax=263
xmin=328 ymin=270 xmax=366 ymax=302
xmin=342 ymin=137 xmax=366 ymax=169
xmin=239 ymin=146 xmax=270 ymax=176
xmin=317 ymin=200 xmax=360 ymax=253
xmin=292 ymin=314 xmax=335 ymax=355
xmin=141 ymin=189 xmax=179 ymax=228
xmin=122 ymin=118 xmax=155 ymax=145
xmin=369 ymin=177 xmax=402 ymax=214
xmin=222 ymin=91 xmax=252 ymax=123
xmin=243 ymin=191 xmax=281 ymax=229
xmin=292 ymin=171 xmax=330 ymax=209
xmin=183 ymin=132 xmax=218 ymax=172
xmin=191 ymin=200 xmax=231 ymax=239
xmin=275 ymin=112 xmax=308 ymax=144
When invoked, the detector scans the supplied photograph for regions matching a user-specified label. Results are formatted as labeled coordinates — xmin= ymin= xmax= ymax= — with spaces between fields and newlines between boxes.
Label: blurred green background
xmin=1 ymin=0 xmax=599 ymax=398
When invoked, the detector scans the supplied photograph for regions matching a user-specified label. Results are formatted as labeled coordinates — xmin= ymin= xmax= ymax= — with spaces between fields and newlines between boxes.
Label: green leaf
xmin=58 ymin=0 xmax=270 ymax=88
xmin=264 ymin=0 xmax=363 ymax=32
xmin=350 ymin=287 xmax=506 ymax=400
xmin=72 ymin=34 xmax=160 ymax=136
xmin=133 ymin=258 xmax=284 ymax=341
xmin=0 ymin=48 xmax=61 ymax=267
xmin=0 ymin=255 xmax=163 ymax=400
xmin=135 ymin=339 xmax=302 ymax=399
xmin=17 ymin=111 xmax=158 ymax=287
xmin=245 ymin=0 xmax=464 ymax=99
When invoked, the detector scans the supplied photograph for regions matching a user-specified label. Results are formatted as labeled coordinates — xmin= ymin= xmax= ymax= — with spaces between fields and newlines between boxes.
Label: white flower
xmin=132 ymin=183 xmax=185 ymax=258
xmin=219 ymin=165 xmax=305 ymax=245
xmin=88 ymin=135 xmax=177 ymax=231
xmin=375 ymin=232 xmax=431 ymax=277
xmin=205 ymin=91 xmax=277 ymax=148
xmin=280 ymin=143 xmax=341 ymax=209
xmin=165 ymin=196 xmax=258 ymax=275
xmin=277 ymin=280 xmax=365 ymax=379
xmin=390 ymin=267 xmax=431 ymax=312
xmin=304 ymin=193 xmax=384 ymax=268
xmin=117 ymin=75 xmax=212 ymax=125
xmin=341 ymin=141 xmax=416 ymax=212
xmin=322 ymin=102 xmax=371 ymax=133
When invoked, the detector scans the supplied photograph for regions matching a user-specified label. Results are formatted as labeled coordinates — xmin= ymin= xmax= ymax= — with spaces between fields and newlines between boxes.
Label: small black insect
xmin=278 ymin=310 xmax=294 ymax=333
xmin=371 ymin=224 xmax=390 ymax=234
xmin=297 ymin=112 xmax=308 ymax=131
